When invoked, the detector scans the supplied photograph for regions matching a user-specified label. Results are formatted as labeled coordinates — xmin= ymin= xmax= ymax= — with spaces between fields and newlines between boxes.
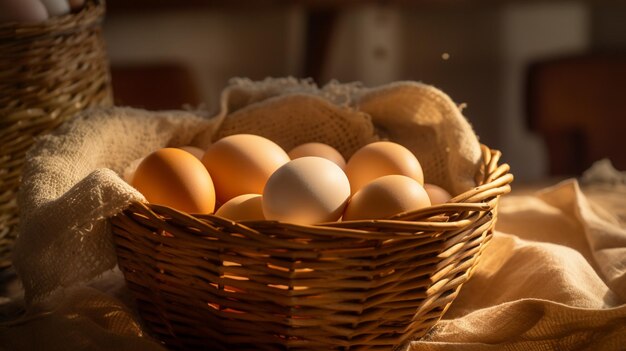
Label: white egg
xmin=262 ymin=157 xmax=351 ymax=225
xmin=0 ymin=0 xmax=48 ymax=23
xmin=40 ymin=0 xmax=69 ymax=17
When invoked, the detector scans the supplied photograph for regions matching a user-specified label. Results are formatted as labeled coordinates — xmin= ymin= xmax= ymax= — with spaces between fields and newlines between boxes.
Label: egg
xmin=342 ymin=175 xmax=431 ymax=221
xmin=132 ymin=148 xmax=215 ymax=214
xmin=215 ymin=194 xmax=265 ymax=221
xmin=345 ymin=141 xmax=424 ymax=194
xmin=288 ymin=142 xmax=346 ymax=169
xmin=424 ymin=183 xmax=452 ymax=205
xmin=179 ymin=146 xmax=204 ymax=160
xmin=202 ymin=134 xmax=290 ymax=204
xmin=0 ymin=0 xmax=48 ymax=23
xmin=40 ymin=0 xmax=69 ymax=17
xmin=263 ymin=157 xmax=351 ymax=225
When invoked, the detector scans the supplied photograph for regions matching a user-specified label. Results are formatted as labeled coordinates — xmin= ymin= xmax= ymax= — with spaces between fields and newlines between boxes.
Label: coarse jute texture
xmin=0 ymin=0 xmax=112 ymax=270
xmin=13 ymin=108 xmax=212 ymax=303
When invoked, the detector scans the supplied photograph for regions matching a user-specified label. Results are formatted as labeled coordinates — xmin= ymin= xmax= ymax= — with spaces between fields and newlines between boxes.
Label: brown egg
xmin=343 ymin=175 xmax=431 ymax=221
xmin=288 ymin=142 xmax=346 ymax=169
xmin=202 ymin=134 xmax=290 ymax=204
xmin=215 ymin=194 xmax=265 ymax=221
xmin=345 ymin=141 xmax=424 ymax=194
xmin=132 ymin=148 xmax=215 ymax=214
xmin=178 ymin=146 xmax=204 ymax=160
xmin=424 ymin=183 xmax=452 ymax=205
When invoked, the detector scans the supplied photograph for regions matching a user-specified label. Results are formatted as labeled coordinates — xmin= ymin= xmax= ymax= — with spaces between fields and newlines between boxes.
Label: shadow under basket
xmin=111 ymin=145 xmax=513 ymax=351
xmin=0 ymin=0 xmax=112 ymax=269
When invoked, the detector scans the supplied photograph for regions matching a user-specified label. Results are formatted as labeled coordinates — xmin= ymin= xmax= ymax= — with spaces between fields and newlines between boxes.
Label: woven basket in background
xmin=0 ymin=0 xmax=112 ymax=269
xmin=112 ymin=143 xmax=512 ymax=350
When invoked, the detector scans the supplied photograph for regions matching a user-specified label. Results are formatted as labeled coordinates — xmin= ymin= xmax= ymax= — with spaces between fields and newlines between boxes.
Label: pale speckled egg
xmin=202 ymin=134 xmax=290 ymax=204
xmin=215 ymin=194 xmax=265 ymax=221
xmin=179 ymin=146 xmax=205 ymax=160
xmin=345 ymin=141 xmax=424 ymax=194
xmin=288 ymin=142 xmax=346 ymax=169
xmin=342 ymin=175 xmax=431 ymax=221
xmin=262 ymin=157 xmax=351 ymax=225
xmin=424 ymin=183 xmax=452 ymax=205
xmin=132 ymin=148 xmax=215 ymax=214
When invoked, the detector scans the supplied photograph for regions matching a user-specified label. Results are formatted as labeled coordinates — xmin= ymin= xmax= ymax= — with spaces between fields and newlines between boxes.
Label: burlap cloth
xmin=2 ymin=78 xmax=625 ymax=349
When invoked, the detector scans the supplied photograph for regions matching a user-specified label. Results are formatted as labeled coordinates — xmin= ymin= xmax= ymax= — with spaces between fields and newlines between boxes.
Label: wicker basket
xmin=0 ymin=0 xmax=112 ymax=269
xmin=111 ymin=143 xmax=512 ymax=350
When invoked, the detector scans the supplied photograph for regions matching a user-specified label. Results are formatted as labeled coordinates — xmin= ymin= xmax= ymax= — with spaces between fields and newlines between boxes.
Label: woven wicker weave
xmin=112 ymin=144 xmax=512 ymax=350
xmin=0 ymin=0 xmax=112 ymax=269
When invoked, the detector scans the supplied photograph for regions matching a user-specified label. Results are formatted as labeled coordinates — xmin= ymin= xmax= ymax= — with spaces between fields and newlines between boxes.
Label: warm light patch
xmin=268 ymin=284 xmax=309 ymax=291
xmin=223 ymin=274 xmax=248 ymax=281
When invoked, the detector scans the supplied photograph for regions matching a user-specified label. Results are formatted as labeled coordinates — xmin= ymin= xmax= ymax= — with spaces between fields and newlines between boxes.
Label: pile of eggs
xmin=0 ymin=0 xmax=85 ymax=23
xmin=128 ymin=134 xmax=452 ymax=225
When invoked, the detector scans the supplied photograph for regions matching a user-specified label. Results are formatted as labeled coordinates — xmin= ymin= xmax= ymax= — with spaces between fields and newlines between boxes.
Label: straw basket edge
xmin=0 ymin=0 xmax=112 ymax=270
xmin=111 ymin=143 xmax=513 ymax=350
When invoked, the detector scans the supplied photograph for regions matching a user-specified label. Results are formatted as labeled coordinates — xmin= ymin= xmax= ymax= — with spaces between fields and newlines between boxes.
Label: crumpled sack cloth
xmin=408 ymin=161 xmax=626 ymax=351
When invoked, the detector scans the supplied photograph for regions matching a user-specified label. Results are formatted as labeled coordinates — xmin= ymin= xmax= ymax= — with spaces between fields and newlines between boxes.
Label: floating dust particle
xmin=441 ymin=53 xmax=450 ymax=60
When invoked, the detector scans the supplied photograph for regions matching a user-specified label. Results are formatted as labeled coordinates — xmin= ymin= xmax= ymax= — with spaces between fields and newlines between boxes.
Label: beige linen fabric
xmin=408 ymin=176 xmax=626 ymax=350
xmin=12 ymin=107 xmax=214 ymax=303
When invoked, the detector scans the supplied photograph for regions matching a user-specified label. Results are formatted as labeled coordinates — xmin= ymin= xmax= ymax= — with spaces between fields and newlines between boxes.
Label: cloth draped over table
xmin=407 ymin=174 xmax=626 ymax=350
xmin=2 ymin=173 xmax=624 ymax=350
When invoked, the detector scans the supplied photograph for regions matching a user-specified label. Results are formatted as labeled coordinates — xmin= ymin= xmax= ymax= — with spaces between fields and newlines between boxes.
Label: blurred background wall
xmin=102 ymin=1 xmax=626 ymax=182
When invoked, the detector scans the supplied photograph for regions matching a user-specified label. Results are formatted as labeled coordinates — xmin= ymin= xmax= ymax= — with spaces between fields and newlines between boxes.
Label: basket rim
xmin=110 ymin=145 xmax=509 ymax=349
xmin=114 ymin=144 xmax=513 ymax=238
